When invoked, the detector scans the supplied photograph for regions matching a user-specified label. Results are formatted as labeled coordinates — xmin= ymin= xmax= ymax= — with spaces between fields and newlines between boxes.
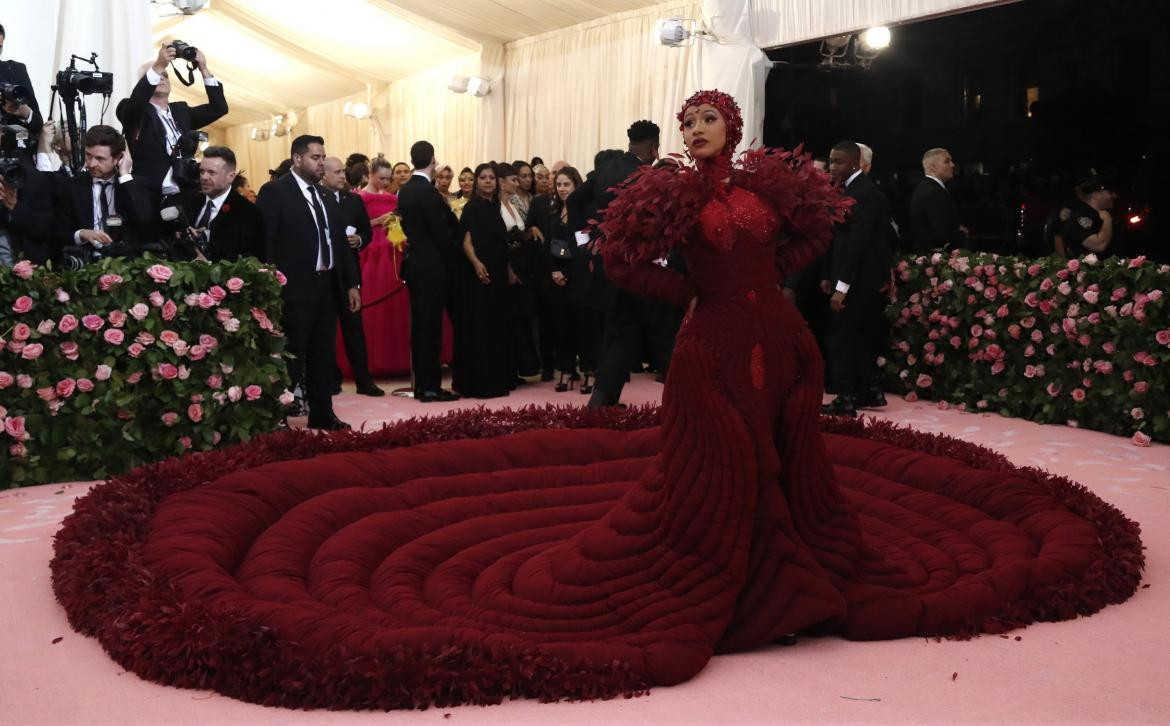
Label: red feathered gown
xmin=56 ymin=155 xmax=1141 ymax=710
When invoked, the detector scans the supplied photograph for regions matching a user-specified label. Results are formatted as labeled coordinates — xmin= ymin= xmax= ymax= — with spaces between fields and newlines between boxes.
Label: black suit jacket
xmin=909 ymin=178 xmax=961 ymax=253
xmin=828 ymin=172 xmax=891 ymax=293
xmin=330 ymin=188 xmax=373 ymax=262
xmin=184 ymin=188 xmax=264 ymax=261
xmin=116 ymin=74 xmax=228 ymax=194
xmin=0 ymin=59 xmax=43 ymax=141
xmin=57 ymin=172 xmax=155 ymax=255
xmin=396 ymin=174 xmax=458 ymax=283
xmin=1 ymin=167 xmax=54 ymax=263
xmin=256 ymin=172 xmax=358 ymax=308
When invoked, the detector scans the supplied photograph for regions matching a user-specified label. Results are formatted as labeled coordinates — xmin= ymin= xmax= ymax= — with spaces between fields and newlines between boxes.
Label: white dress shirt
xmin=290 ymin=171 xmax=332 ymax=271
xmin=73 ymin=173 xmax=133 ymax=245
xmin=195 ymin=187 xmax=232 ymax=238
xmin=144 ymin=68 xmax=220 ymax=195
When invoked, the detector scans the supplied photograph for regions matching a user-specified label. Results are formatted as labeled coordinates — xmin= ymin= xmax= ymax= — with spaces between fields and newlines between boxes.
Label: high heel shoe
xmin=554 ymin=371 xmax=574 ymax=393
xmin=579 ymin=372 xmax=594 ymax=394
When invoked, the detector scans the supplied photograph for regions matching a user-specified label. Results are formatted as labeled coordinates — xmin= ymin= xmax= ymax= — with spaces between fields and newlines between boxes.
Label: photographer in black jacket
xmin=0 ymin=24 xmax=43 ymax=153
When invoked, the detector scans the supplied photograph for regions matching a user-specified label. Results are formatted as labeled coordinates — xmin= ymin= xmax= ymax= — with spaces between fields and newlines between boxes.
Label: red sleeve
xmin=604 ymin=255 xmax=696 ymax=309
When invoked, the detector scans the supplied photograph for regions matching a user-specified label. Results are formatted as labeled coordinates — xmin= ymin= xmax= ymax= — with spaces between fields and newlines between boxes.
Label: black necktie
xmin=196 ymin=197 xmax=213 ymax=228
xmin=97 ymin=181 xmax=112 ymax=229
xmin=308 ymin=186 xmax=332 ymax=270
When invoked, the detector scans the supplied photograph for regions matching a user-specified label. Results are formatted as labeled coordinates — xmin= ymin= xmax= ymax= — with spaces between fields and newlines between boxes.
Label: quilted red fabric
xmin=51 ymin=173 xmax=1143 ymax=711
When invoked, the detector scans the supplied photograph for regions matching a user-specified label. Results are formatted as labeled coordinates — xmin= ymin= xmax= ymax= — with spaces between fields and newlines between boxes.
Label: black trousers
xmin=588 ymin=289 xmax=681 ymax=407
xmin=828 ymin=289 xmax=887 ymax=397
xmin=283 ymin=272 xmax=340 ymax=423
xmin=405 ymin=263 xmax=447 ymax=394
xmin=336 ymin=303 xmax=374 ymax=388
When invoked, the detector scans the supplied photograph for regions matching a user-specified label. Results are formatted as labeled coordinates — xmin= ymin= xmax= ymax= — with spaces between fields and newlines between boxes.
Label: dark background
xmin=762 ymin=0 xmax=1170 ymax=260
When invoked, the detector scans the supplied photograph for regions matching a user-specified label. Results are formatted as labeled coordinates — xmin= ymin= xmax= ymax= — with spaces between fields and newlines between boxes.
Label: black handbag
xmin=549 ymin=238 xmax=572 ymax=260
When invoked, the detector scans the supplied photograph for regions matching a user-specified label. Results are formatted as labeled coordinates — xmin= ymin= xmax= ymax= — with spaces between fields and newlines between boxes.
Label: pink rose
xmin=1046 ymin=382 xmax=1062 ymax=397
xmin=1040 ymin=279 xmax=1054 ymax=292
xmin=172 ymin=340 xmax=189 ymax=357
xmin=56 ymin=378 xmax=76 ymax=398
xmin=1082 ymin=289 xmax=1099 ymax=304
xmin=59 ymin=341 xmax=80 ymax=360
xmin=197 ymin=293 xmax=217 ymax=309
xmin=208 ymin=285 xmax=227 ymax=302
xmin=1031 ymin=329 xmax=1043 ymax=343
xmin=1128 ymin=255 xmax=1147 ymax=269
xmin=916 ymin=373 xmax=933 ymax=388
xmin=187 ymin=403 xmax=203 ymax=423
xmin=1024 ymin=345 xmax=1035 ymax=358
xmin=1058 ymin=281 xmax=1072 ymax=296
xmin=127 ymin=343 xmax=145 ymax=358
xmin=1134 ymin=351 xmax=1156 ymax=367
xmin=11 ymin=295 xmax=33 ymax=314
xmin=4 ymin=415 xmax=28 ymax=440
xmin=223 ymin=317 xmax=241 ymax=332
xmin=1149 ymin=290 xmax=1164 ymax=301
xmin=159 ymin=330 xmax=180 ymax=346
xmin=1067 ymin=258 xmax=1080 ymax=272
xmin=126 ymin=371 xmax=143 ymax=384
xmin=274 ymin=270 xmax=287 ymax=285
xmin=220 ymin=363 xmax=234 ymax=374
xmin=55 ymin=288 xmax=69 ymax=303
xmin=226 ymin=277 xmax=245 ymax=293
xmin=199 ymin=334 xmax=218 ymax=349
xmin=188 ymin=344 xmax=206 ymax=361
xmin=58 ymin=314 xmax=79 ymax=333
xmin=95 ymin=364 xmax=112 ymax=381
xmin=1071 ymin=388 xmax=1086 ymax=403
xmin=1120 ymin=302 xmax=1134 ymax=317
xmin=227 ymin=385 xmax=242 ymax=402
xmin=162 ymin=300 xmax=177 ymax=321
xmin=1102 ymin=341 xmax=1116 ymax=354
xmin=21 ymin=343 xmax=43 ymax=360
xmin=161 ymin=412 xmax=179 ymax=427
xmin=904 ymin=391 xmax=919 ymax=403
xmin=98 ymin=274 xmax=123 ymax=290
xmin=0 ymin=372 xmax=12 ymax=389
xmin=179 ymin=436 xmax=192 ymax=452
xmin=82 ymin=314 xmax=104 ymax=331
xmin=1111 ymin=287 xmax=1127 ymax=301
xmin=1134 ymin=381 xmax=1149 ymax=394
xmin=1008 ymin=324 xmax=1021 ymax=339
xmin=278 ymin=389 xmax=295 ymax=405
xmin=12 ymin=323 xmax=30 ymax=341
xmin=12 ymin=259 xmax=34 ymax=279
xmin=1027 ymin=263 xmax=1041 ymax=276
xmin=103 ymin=328 xmax=124 ymax=346
xmin=130 ymin=303 xmax=150 ymax=321
xmin=245 ymin=384 xmax=262 ymax=401
xmin=158 ymin=363 xmax=179 ymax=380
xmin=9 ymin=442 xmax=27 ymax=458
xmin=1078 ymin=334 xmax=1091 ymax=347
xmin=991 ymin=361 xmax=1005 ymax=375
xmin=146 ymin=264 xmax=174 ymax=283
xmin=215 ymin=308 xmax=232 ymax=322
xmin=37 ymin=319 xmax=56 ymax=335
xmin=136 ymin=331 xmax=155 ymax=346
xmin=1123 ymin=369 xmax=1134 ymax=382
xmin=1093 ymin=360 xmax=1113 ymax=375
xmin=183 ymin=293 xmax=199 ymax=307
xmin=1133 ymin=431 xmax=1152 ymax=447
xmin=77 ymin=378 xmax=94 ymax=393
xmin=149 ymin=291 xmax=165 ymax=307
xmin=207 ymin=374 xmax=223 ymax=389
xmin=1132 ymin=407 xmax=1145 ymax=420
xmin=1156 ymin=330 xmax=1170 ymax=346
xmin=1087 ymin=312 xmax=1101 ymax=325
xmin=1024 ymin=365 xmax=1037 ymax=379
xmin=949 ymin=335 xmax=961 ymax=349
xmin=937 ymin=400 xmax=951 ymax=411
xmin=37 ymin=386 xmax=56 ymax=402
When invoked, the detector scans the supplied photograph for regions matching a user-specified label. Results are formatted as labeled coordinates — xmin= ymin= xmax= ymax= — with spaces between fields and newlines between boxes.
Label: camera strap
xmin=169 ymin=60 xmax=197 ymax=87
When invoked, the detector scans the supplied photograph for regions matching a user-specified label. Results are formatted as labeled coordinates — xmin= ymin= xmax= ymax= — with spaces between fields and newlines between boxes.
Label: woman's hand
xmin=551 ymin=271 xmax=567 ymax=286
xmin=371 ymin=212 xmax=394 ymax=226
xmin=531 ymin=226 xmax=545 ymax=242
xmin=508 ymin=265 xmax=521 ymax=285
xmin=473 ymin=260 xmax=490 ymax=284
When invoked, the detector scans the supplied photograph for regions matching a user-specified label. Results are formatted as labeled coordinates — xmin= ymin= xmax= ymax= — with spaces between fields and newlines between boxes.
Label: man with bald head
xmin=320 ymin=155 xmax=382 ymax=397
xmin=909 ymin=147 xmax=964 ymax=253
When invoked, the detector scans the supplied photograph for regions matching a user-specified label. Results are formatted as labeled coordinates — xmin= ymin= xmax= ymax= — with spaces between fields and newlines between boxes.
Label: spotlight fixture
xmin=818 ymin=27 xmax=892 ymax=70
xmin=466 ymin=77 xmax=491 ymax=97
xmin=343 ymin=101 xmax=371 ymax=119
xmin=249 ymin=127 xmax=269 ymax=141
xmin=448 ymin=76 xmax=469 ymax=94
xmin=268 ymin=111 xmax=299 ymax=137
xmin=859 ymin=26 xmax=891 ymax=52
xmin=153 ymin=0 xmax=210 ymax=16
xmin=652 ymin=18 xmax=717 ymax=48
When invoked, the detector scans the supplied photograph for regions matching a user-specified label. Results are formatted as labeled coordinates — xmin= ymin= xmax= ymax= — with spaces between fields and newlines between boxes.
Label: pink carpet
xmin=3 ymin=374 xmax=1166 ymax=724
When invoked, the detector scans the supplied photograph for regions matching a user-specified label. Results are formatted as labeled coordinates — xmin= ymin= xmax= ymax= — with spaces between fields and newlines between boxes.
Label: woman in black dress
xmin=538 ymin=166 xmax=586 ymax=391
xmin=453 ymin=163 xmax=512 ymax=398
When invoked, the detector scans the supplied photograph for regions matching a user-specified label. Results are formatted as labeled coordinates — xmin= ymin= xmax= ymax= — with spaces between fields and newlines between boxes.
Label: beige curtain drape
xmin=502 ymin=2 xmax=701 ymax=169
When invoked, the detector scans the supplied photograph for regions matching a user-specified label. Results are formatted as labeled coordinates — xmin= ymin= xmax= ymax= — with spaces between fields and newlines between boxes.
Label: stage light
xmin=467 ymin=77 xmax=491 ymax=97
xmin=343 ymin=101 xmax=371 ymax=119
xmin=448 ymin=76 xmax=469 ymax=94
xmin=249 ymin=127 xmax=269 ymax=142
xmin=654 ymin=19 xmax=693 ymax=47
xmin=1129 ymin=214 xmax=1143 ymax=225
xmin=860 ymin=26 xmax=892 ymax=52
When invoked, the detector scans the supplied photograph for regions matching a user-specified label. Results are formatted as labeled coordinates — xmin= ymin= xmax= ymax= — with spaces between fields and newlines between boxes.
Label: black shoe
xmin=579 ymin=372 xmax=593 ymax=394
xmin=820 ymin=395 xmax=858 ymax=417
xmin=854 ymin=389 xmax=887 ymax=409
xmin=554 ymin=371 xmax=574 ymax=392
xmin=307 ymin=414 xmax=351 ymax=431
xmin=418 ymin=389 xmax=461 ymax=403
xmin=355 ymin=384 xmax=386 ymax=397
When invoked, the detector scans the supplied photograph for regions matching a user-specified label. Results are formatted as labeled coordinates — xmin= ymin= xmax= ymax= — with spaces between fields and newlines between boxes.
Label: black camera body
xmin=55 ymin=67 xmax=113 ymax=96
xmin=170 ymin=40 xmax=199 ymax=63
xmin=158 ymin=200 xmax=210 ymax=260
xmin=0 ymin=125 xmax=29 ymax=189
xmin=0 ymin=82 xmax=29 ymax=106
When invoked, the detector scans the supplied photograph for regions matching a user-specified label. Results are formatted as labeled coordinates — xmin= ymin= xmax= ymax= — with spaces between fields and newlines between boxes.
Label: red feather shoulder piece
xmin=598 ymin=162 xmax=708 ymax=267
xmin=734 ymin=145 xmax=853 ymax=278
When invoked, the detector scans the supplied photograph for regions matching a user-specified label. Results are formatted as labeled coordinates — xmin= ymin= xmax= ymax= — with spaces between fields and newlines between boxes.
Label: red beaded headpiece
xmin=677 ymin=89 xmax=744 ymax=154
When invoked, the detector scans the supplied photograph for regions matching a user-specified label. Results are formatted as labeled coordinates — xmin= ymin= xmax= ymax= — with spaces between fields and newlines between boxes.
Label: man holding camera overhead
xmin=116 ymin=41 xmax=228 ymax=202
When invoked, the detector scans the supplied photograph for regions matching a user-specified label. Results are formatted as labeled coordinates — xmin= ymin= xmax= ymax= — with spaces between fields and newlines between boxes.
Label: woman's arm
xmin=603 ymin=251 xmax=696 ymax=309
xmin=463 ymin=231 xmax=490 ymax=284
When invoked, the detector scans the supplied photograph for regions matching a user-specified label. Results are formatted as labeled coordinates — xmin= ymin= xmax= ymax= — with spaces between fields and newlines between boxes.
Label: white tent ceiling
xmin=153 ymin=0 xmax=664 ymax=128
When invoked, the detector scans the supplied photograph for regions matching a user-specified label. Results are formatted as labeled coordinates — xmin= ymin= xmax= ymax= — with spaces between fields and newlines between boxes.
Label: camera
xmin=0 ymin=125 xmax=29 ymax=190
xmin=55 ymin=67 xmax=113 ymax=96
xmin=159 ymin=202 xmax=210 ymax=260
xmin=0 ymin=83 xmax=29 ymax=107
xmin=170 ymin=130 xmax=208 ymax=189
xmin=170 ymin=40 xmax=199 ymax=63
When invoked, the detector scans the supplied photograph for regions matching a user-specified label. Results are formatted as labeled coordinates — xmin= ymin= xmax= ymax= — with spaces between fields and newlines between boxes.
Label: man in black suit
xmin=909 ymin=147 xmax=964 ymax=253
xmin=0 ymin=166 xmax=54 ymax=265
xmin=0 ymin=25 xmax=44 ymax=153
xmin=579 ymin=121 xmax=677 ymax=408
xmin=182 ymin=145 xmax=263 ymax=262
xmin=57 ymin=126 xmax=154 ymax=263
xmin=821 ymin=141 xmax=892 ymax=417
xmin=396 ymin=140 xmax=460 ymax=402
xmin=116 ymin=43 xmax=228 ymax=200
xmin=321 ymin=155 xmax=383 ymax=397
xmin=256 ymin=135 xmax=361 ymax=430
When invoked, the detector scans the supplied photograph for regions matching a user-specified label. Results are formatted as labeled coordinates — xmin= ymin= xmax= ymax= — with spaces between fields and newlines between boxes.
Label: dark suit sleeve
xmin=186 ymin=83 xmax=229 ymax=129
xmin=348 ymin=195 xmax=373 ymax=251
xmin=566 ymin=177 xmax=594 ymax=232
xmin=424 ymin=190 xmax=458 ymax=250
xmin=5 ymin=63 xmax=43 ymax=136
xmin=835 ymin=188 xmax=881 ymax=288
xmin=255 ymin=181 xmax=282 ymax=264
xmin=119 ymin=177 xmax=157 ymax=251
xmin=6 ymin=171 xmax=53 ymax=263
xmin=116 ymin=73 xmax=160 ymax=140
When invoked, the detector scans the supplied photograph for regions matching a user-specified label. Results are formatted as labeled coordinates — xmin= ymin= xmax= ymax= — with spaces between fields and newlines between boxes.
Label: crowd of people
xmin=0 ymin=33 xmax=1128 ymax=429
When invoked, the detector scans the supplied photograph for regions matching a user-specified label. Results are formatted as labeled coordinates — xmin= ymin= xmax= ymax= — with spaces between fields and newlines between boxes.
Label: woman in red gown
xmin=54 ymin=91 xmax=1142 ymax=710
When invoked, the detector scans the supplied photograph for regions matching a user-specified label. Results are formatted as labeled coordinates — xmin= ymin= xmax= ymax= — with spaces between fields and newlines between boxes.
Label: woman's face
xmin=476 ymin=169 xmax=496 ymax=197
xmin=555 ymin=173 xmax=575 ymax=202
xmin=499 ymin=174 xmax=519 ymax=195
xmin=392 ymin=164 xmax=412 ymax=189
xmin=435 ymin=167 xmax=453 ymax=193
xmin=682 ymin=103 xmax=727 ymax=161
xmin=458 ymin=171 xmax=474 ymax=195
xmin=516 ymin=166 xmax=533 ymax=193
xmin=372 ymin=168 xmax=393 ymax=191
xmin=535 ymin=168 xmax=553 ymax=195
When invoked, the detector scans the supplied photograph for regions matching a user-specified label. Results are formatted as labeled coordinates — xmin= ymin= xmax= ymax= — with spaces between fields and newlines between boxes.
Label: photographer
xmin=0 ymin=24 xmax=44 ymax=152
xmin=0 ymin=163 xmax=54 ymax=265
xmin=57 ymin=125 xmax=152 ymax=265
xmin=178 ymin=145 xmax=263 ymax=262
xmin=116 ymin=42 xmax=227 ymax=200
